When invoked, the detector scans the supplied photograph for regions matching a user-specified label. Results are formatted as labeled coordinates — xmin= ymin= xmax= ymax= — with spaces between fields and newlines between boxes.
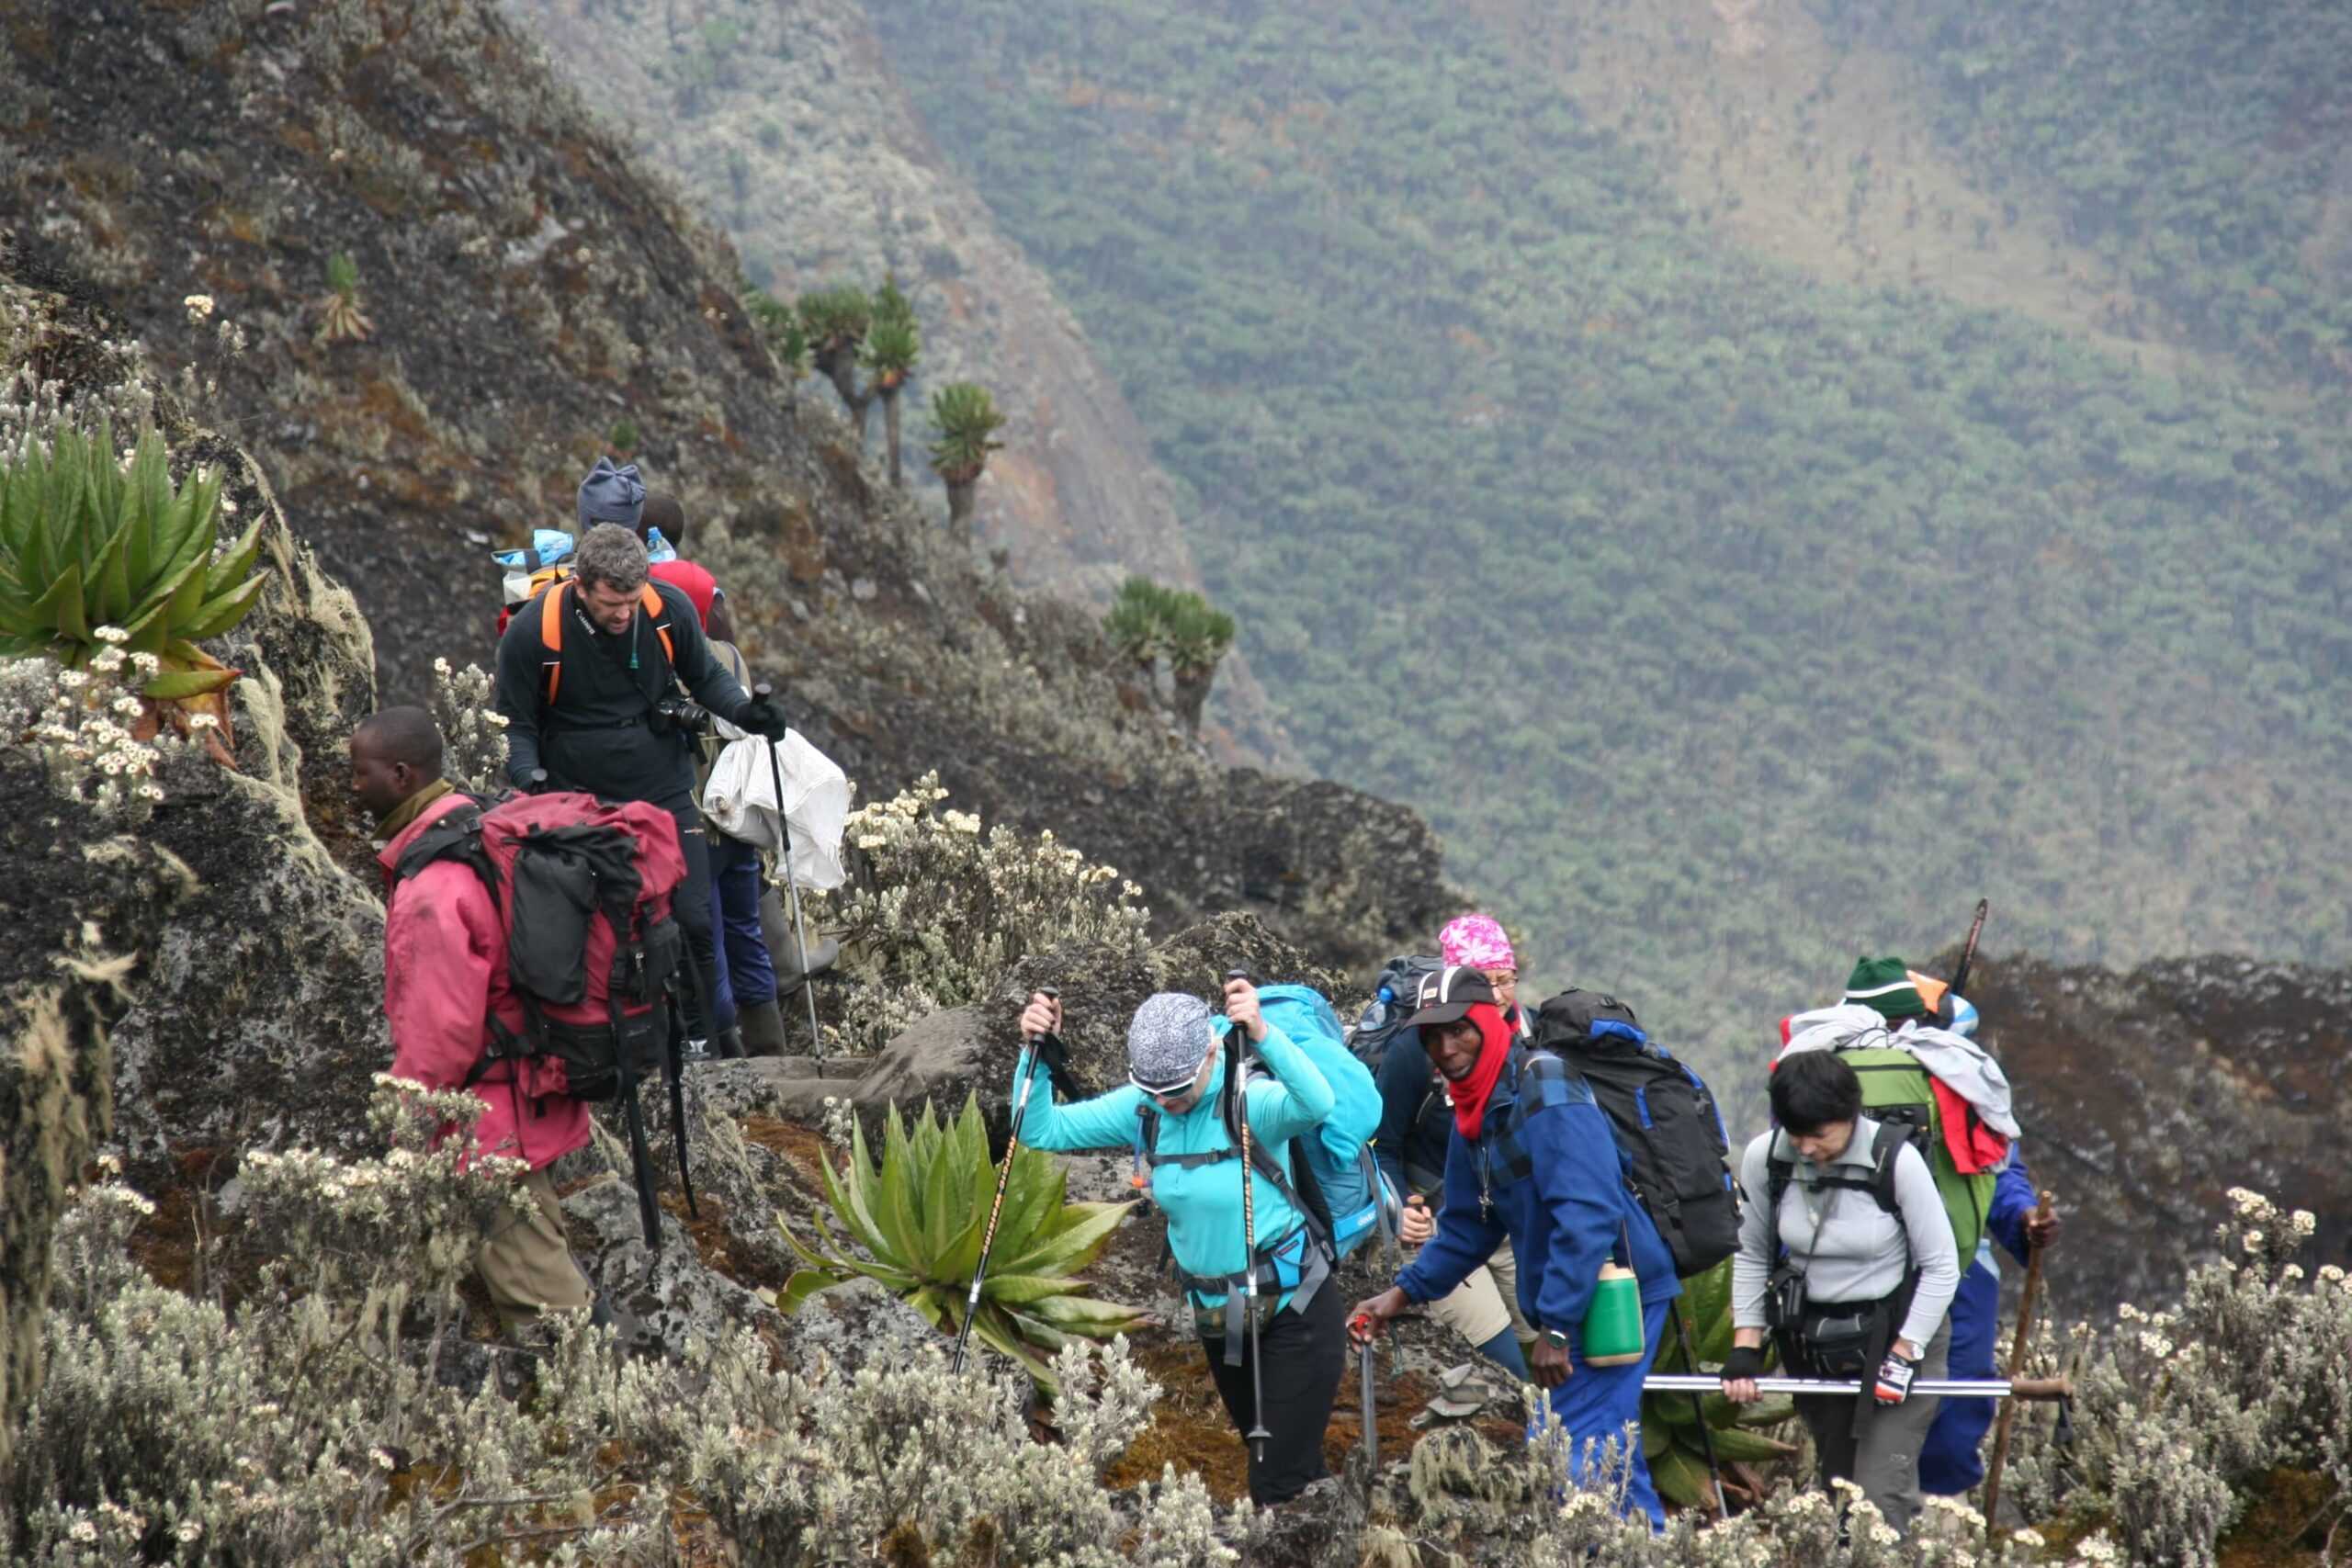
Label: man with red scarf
xmin=1350 ymin=967 xmax=1681 ymax=1528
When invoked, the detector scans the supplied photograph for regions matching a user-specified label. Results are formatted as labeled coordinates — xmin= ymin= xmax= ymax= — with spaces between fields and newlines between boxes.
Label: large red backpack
xmin=397 ymin=791 xmax=694 ymax=1248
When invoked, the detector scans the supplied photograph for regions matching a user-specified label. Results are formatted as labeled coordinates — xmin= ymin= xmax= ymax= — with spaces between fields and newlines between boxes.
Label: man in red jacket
xmin=352 ymin=705 xmax=597 ymax=1334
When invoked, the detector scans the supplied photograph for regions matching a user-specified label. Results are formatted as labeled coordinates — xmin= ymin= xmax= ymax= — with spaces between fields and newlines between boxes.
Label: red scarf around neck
xmin=1448 ymin=1003 xmax=1519 ymax=1140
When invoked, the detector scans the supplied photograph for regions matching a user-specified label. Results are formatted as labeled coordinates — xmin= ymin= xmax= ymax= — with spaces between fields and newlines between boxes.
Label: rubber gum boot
xmin=738 ymin=999 xmax=788 ymax=1057
xmin=716 ymin=1024 xmax=747 ymax=1060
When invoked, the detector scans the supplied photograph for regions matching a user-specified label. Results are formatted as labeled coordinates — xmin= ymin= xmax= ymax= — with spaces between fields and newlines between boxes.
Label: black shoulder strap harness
xmin=1765 ymin=1117 xmax=1910 ymax=1229
xmin=1131 ymin=1032 xmax=1332 ymax=1365
xmin=394 ymin=795 xmax=695 ymax=1251
xmin=1765 ymin=1119 xmax=1921 ymax=1427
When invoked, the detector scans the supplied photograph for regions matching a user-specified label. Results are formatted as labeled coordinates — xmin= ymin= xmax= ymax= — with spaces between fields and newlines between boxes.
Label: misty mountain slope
xmin=503 ymin=0 xmax=1300 ymax=765
xmin=1808 ymin=0 xmax=2352 ymax=397
xmin=1460 ymin=0 xmax=2215 ymax=385
xmin=873 ymin=0 xmax=2352 ymax=1066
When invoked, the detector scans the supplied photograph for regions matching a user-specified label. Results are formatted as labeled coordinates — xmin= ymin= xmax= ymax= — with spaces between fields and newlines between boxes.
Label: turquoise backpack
xmin=1136 ymin=983 xmax=1397 ymax=1260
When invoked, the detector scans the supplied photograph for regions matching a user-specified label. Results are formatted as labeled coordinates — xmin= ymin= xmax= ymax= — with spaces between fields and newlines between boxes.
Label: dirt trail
xmin=1466 ymin=0 xmax=2218 ymax=382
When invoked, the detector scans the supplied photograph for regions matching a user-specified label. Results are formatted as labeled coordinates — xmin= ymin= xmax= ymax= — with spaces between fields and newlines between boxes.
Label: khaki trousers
xmin=1423 ymin=1235 xmax=1535 ymax=1352
xmin=477 ymin=1168 xmax=594 ymax=1333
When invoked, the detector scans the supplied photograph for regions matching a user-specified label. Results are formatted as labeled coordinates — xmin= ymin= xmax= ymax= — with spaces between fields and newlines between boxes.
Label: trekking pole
xmin=752 ymin=683 xmax=824 ymax=1057
xmin=1983 ymin=1189 xmax=2056 ymax=1539
xmin=1226 ymin=967 xmax=1272 ymax=1468
xmin=1669 ymin=1307 xmax=1730 ymax=1520
xmin=1951 ymin=897 xmax=1991 ymax=996
xmin=952 ymin=987 xmax=1057 ymax=1376
xmin=1355 ymin=1323 xmax=1379 ymax=1473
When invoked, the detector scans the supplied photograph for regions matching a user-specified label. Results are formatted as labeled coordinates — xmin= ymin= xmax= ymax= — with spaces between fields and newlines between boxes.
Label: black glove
xmin=737 ymin=692 xmax=789 ymax=742
xmin=1873 ymin=1348 xmax=1919 ymax=1405
xmin=1032 ymin=1031 xmax=1088 ymax=1100
xmin=1720 ymin=1344 xmax=1768 ymax=1384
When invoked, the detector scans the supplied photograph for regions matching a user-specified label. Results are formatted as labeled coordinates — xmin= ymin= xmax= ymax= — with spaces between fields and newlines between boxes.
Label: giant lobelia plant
xmin=777 ymin=1094 xmax=1148 ymax=1390
xmin=0 ymin=417 xmax=263 ymax=738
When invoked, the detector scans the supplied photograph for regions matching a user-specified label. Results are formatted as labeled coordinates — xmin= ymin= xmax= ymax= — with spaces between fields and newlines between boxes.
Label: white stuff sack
xmin=702 ymin=729 xmax=852 ymax=891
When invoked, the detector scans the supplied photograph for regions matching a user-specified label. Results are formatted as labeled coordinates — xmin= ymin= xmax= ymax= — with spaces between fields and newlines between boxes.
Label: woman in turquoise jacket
xmin=1014 ymin=978 xmax=1342 ymax=1506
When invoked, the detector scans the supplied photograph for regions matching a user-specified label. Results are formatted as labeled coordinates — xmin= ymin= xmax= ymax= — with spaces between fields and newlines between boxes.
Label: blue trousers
xmin=1921 ymin=1254 xmax=2000 ymax=1494
xmin=705 ymin=834 xmax=776 ymax=1027
xmin=1528 ymin=1298 xmax=1668 ymax=1530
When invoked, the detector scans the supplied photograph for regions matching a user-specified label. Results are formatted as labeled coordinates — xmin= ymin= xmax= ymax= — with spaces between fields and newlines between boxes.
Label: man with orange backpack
xmin=492 ymin=514 xmax=787 ymax=1058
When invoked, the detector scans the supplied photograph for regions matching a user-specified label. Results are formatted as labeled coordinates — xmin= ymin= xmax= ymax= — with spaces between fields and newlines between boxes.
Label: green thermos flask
xmin=1580 ymin=1263 xmax=1646 ymax=1367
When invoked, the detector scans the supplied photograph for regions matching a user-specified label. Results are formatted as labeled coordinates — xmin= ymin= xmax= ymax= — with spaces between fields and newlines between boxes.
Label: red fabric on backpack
xmin=474 ymin=793 xmax=686 ymax=1099
xmin=1932 ymin=1077 xmax=2011 ymax=1174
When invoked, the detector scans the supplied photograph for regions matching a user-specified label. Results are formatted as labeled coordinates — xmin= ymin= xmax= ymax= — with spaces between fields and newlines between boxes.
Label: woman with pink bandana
xmin=1441 ymin=913 xmax=1532 ymax=1039
xmin=1369 ymin=912 xmax=1539 ymax=1378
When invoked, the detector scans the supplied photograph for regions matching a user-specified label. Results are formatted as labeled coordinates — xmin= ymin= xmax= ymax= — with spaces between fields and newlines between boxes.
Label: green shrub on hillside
xmin=1811 ymin=0 xmax=2352 ymax=392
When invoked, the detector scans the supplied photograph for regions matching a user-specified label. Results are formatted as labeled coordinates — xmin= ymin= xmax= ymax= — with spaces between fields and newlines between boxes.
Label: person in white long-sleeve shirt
xmin=1720 ymin=1050 xmax=1960 ymax=1535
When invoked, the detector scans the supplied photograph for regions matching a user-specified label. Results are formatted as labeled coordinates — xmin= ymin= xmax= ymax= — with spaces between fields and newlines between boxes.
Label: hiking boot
xmin=738 ymin=999 xmax=788 ymax=1057
xmin=775 ymin=934 xmax=840 ymax=995
xmin=679 ymin=1036 xmax=713 ymax=1066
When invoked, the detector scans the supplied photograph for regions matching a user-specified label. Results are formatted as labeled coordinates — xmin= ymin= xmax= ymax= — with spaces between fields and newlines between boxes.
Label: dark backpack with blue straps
xmin=1532 ymin=987 xmax=1739 ymax=1278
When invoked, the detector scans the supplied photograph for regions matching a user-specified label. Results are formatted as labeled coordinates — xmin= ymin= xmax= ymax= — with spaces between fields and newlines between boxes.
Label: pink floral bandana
xmin=1439 ymin=913 xmax=1517 ymax=972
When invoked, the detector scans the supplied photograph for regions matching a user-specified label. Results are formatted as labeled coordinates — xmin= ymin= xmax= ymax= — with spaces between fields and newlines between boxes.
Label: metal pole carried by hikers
xmin=1669 ymin=1307 xmax=1730 ymax=1520
xmin=752 ymin=682 xmax=824 ymax=1055
xmin=1646 ymin=1374 xmax=2068 ymax=1399
xmin=1358 ymin=1328 xmax=1378 ymax=1473
xmin=1983 ymin=1189 xmax=2058 ymax=1536
xmin=952 ymin=986 xmax=1058 ymax=1375
xmin=1227 ymin=967 xmax=1273 ymax=1470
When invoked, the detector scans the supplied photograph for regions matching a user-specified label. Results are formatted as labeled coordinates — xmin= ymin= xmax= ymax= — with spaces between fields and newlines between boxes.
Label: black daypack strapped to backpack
xmin=1532 ymin=987 xmax=1741 ymax=1278
xmin=1349 ymin=953 xmax=1442 ymax=1070
xmin=395 ymin=792 xmax=697 ymax=1253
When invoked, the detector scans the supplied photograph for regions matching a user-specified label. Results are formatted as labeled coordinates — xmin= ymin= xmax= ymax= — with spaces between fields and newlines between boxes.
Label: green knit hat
xmin=1844 ymin=956 xmax=1927 ymax=1020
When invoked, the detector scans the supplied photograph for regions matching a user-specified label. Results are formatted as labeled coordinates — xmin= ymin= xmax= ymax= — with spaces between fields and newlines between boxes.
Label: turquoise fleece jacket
xmin=1013 ymin=1021 xmax=1333 ymax=1311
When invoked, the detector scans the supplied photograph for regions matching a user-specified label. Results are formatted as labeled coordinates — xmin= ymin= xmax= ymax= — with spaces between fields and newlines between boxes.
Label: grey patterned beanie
xmin=1127 ymin=992 xmax=1216 ymax=1092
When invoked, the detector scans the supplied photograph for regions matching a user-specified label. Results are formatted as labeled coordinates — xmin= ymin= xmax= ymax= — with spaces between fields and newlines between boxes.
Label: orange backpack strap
xmin=539 ymin=580 xmax=566 ymax=705
xmin=639 ymin=583 xmax=675 ymax=670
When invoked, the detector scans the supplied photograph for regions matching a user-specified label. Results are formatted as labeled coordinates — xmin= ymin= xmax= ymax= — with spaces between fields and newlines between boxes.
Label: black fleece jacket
xmin=492 ymin=579 xmax=752 ymax=805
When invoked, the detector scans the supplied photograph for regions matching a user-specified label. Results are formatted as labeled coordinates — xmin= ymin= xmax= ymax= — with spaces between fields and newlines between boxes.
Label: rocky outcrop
xmin=1973 ymin=952 xmax=2352 ymax=1313
xmin=728 ymin=911 xmax=1346 ymax=1145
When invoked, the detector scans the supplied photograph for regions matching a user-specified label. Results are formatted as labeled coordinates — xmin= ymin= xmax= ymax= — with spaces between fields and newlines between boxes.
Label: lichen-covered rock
xmin=1970 ymin=952 xmax=2352 ymax=1313
xmin=0 ymin=751 xmax=198 ymax=1479
xmin=104 ymin=536 xmax=390 ymax=1163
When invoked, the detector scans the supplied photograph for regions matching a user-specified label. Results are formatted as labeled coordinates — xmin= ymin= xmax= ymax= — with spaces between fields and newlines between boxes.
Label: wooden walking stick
xmin=1983 ymin=1190 xmax=2056 ymax=1537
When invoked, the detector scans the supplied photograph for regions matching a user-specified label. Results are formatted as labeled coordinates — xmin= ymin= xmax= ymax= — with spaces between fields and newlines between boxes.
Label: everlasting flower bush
xmin=1998 ymin=1188 xmax=2351 ymax=1567
xmin=0 ymin=645 xmax=210 ymax=820
xmin=808 ymin=772 xmax=1151 ymax=1055
xmin=427 ymin=657 xmax=508 ymax=795
xmin=5 ymin=1081 xmax=1235 ymax=1566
